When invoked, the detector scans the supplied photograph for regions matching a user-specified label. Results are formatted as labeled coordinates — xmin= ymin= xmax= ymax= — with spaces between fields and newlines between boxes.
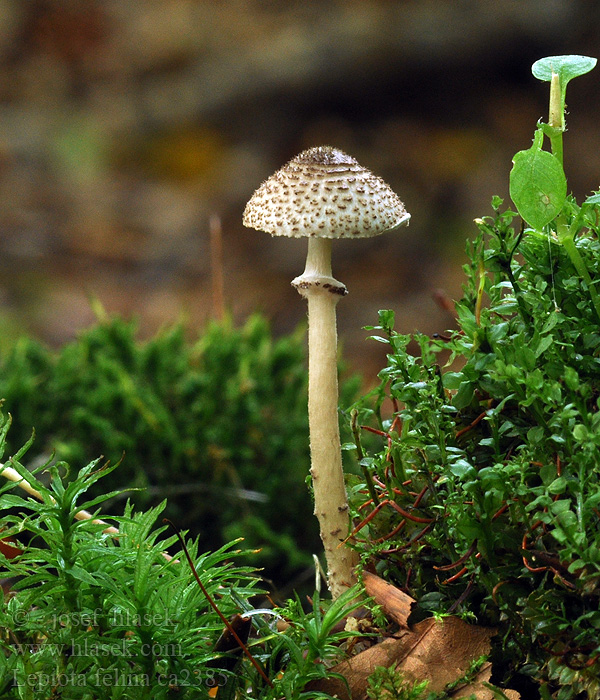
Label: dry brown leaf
xmin=451 ymin=660 xmax=493 ymax=699
xmin=453 ymin=662 xmax=521 ymax=699
xmin=363 ymin=571 xmax=415 ymax=629
xmin=396 ymin=616 xmax=494 ymax=690
xmin=307 ymin=615 xmax=514 ymax=700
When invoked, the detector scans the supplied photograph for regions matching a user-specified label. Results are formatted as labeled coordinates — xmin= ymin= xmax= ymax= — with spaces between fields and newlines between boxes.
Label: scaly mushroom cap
xmin=243 ymin=146 xmax=410 ymax=239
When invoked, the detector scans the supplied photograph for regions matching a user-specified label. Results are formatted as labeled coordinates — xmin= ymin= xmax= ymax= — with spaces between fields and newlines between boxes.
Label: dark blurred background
xmin=2 ymin=0 xmax=600 ymax=381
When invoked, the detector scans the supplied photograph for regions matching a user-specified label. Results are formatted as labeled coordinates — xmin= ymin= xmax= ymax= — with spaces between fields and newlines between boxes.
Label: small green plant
xmin=0 ymin=311 xmax=358 ymax=587
xmin=349 ymin=55 xmax=600 ymax=698
xmin=262 ymin=584 xmax=365 ymax=699
xmin=0 ymin=416 xmax=265 ymax=698
xmin=0 ymin=412 xmax=370 ymax=699
xmin=509 ymin=54 xmax=599 ymax=319
xmin=366 ymin=665 xmax=430 ymax=700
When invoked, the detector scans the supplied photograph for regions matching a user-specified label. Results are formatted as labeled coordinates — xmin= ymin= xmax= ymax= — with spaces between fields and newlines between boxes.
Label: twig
xmin=165 ymin=519 xmax=273 ymax=688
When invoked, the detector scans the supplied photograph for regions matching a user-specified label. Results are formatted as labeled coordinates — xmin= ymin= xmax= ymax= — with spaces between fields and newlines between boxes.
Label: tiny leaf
xmin=509 ymin=128 xmax=567 ymax=229
xmin=532 ymin=55 xmax=597 ymax=114
xmin=532 ymin=55 xmax=596 ymax=85
xmin=584 ymin=192 xmax=600 ymax=205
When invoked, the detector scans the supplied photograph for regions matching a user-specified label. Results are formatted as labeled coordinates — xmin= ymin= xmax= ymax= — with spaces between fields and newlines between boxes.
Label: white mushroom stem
xmin=292 ymin=237 xmax=358 ymax=598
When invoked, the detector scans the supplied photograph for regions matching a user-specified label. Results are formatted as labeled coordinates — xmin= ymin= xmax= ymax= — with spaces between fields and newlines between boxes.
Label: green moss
xmin=0 ymin=312 xmax=358 ymax=586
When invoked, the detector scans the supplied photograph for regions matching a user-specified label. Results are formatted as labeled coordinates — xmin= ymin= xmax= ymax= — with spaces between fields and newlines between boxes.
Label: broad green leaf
xmin=449 ymin=459 xmax=475 ymax=479
xmin=509 ymin=128 xmax=567 ymax=229
xmin=532 ymin=55 xmax=596 ymax=115
xmin=534 ymin=334 xmax=553 ymax=358
xmin=532 ymin=55 xmax=596 ymax=84
xmin=573 ymin=424 xmax=588 ymax=442
xmin=548 ymin=477 xmax=567 ymax=495
xmin=453 ymin=381 xmax=474 ymax=410
xmin=584 ymin=192 xmax=600 ymax=205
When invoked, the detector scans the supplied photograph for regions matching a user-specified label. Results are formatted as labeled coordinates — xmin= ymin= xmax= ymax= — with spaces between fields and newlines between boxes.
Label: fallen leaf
xmin=307 ymin=616 xmax=518 ymax=700
xmin=455 ymin=662 xmax=521 ymax=699
xmin=0 ymin=536 xmax=22 ymax=560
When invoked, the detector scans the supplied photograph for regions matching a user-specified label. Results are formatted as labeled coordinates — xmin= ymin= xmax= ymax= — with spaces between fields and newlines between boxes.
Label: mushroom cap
xmin=242 ymin=146 xmax=410 ymax=239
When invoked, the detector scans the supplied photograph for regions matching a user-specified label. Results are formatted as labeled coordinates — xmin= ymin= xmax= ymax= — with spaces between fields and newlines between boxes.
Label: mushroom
xmin=243 ymin=146 xmax=410 ymax=598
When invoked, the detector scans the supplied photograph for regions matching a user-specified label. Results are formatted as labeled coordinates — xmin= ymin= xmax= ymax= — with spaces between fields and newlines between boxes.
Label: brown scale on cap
xmin=243 ymin=146 xmax=410 ymax=239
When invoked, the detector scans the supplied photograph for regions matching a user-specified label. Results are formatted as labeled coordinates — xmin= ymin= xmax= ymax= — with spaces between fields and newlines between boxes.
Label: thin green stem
xmin=559 ymin=231 xmax=600 ymax=321
xmin=548 ymin=130 xmax=563 ymax=166
xmin=475 ymin=257 xmax=486 ymax=326
xmin=548 ymin=71 xmax=564 ymax=165
xmin=547 ymin=69 xmax=600 ymax=320
xmin=506 ymin=265 xmax=532 ymax=327
xmin=495 ymin=220 xmax=530 ymax=327
xmin=351 ymin=409 xmax=379 ymax=505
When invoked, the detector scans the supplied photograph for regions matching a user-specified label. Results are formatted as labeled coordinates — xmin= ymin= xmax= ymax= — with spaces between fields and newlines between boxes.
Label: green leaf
xmin=319 ymin=584 xmax=363 ymax=639
xmin=509 ymin=128 xmax=567 ymax=229
xmin=584 ymin=192 xmax=600 ymax=205
xmin=453 ymin=381 xmax=474 ymax=410
xmin=532 ymin=55 xmax=596 ymax=88
xmin=449 ymin=459 xmax=476 ymax=479
xmin=0 ymin=493 xmax=32 ymax=509
xmin=548 ymin=477 xmax=567 ymax=495
xmin=63 ymin=564 xmax=100 ymax=586
xmin=534 ymin=334 xmax=553 ymax=358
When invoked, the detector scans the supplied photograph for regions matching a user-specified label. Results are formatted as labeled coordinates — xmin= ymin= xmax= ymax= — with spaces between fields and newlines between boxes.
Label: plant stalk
xmin=557 ymin=226 xmax=600 ymax=321
xmin=351 ymin=408 xmax=379 ymax=505
xmin=292 ymin=237 xmax=358 ymax=598
xmin=548 ymin=71 xmax=564 ymax=165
